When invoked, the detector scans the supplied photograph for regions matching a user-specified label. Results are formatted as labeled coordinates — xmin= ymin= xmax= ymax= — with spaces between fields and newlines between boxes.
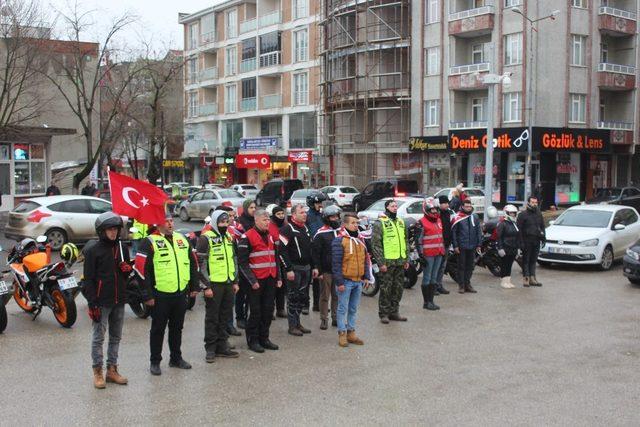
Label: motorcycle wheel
xmin=129 ymin=301 xmax=151 ymax=319
xmin=403 ymin=267 xmax=418 ymax=289
xmin=50 ymin=288 xmax=77 ymax=328
xmin=361 ymin=280 xmax=380 ymax=297
xmin=13 ymin=284 xmax=36 ymax=313
xmin=487 ymin=261 xmax=502 ymax=278
xmin=0 ymin=304 xmax=7 ymax=334
xmin=187 ymin=295 xmax=196 ymax=310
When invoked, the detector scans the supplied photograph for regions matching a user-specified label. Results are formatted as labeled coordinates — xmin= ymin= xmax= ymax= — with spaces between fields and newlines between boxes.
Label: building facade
xmin=411 ymin=0 xmax=640 ymax=208
xmin=179 ymin=0 xmax=323 ymax=188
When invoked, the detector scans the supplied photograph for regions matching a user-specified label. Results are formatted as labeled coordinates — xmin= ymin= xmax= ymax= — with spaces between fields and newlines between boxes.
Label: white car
xmin=434 ymin=187 xmax=485 ymax=214
xmin=539 ymin=205 xmax=640 ymax=270
xmin=320 ymin=185 xmax=359 ymax=208
xmin=356 ymin=197 xmax=425 ymax=223
xmin=287 ymin=189 xmax=318 ymax=214
xmin=230 ymin=184 xmax=260 ymax=199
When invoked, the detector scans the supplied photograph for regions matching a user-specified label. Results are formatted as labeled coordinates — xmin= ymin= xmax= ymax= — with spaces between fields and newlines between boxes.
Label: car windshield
xmin=367 ymin=199 xmax=409 ymax=212
xmin=217 ymin=190 xmax=243 ymax=198
xmin=292 ymin=189 xmax=315 ymax=198
xmin=593 ymin=188 xmax=622 ymax=200
xmin=340 ymin=186 xmax=358 ymax=193
xmin=554 ymin=209 xmax=612 ymax=228
xmin=464 ymin=189 xmax=485 ymax=197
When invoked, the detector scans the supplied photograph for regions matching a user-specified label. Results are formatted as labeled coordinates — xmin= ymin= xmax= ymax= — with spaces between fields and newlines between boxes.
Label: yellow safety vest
xmin=380 ymin=217 xmax=407 ymax=260
xmin=148 ymin=233 xmax=191 ymax=292
xmin=132 ymin=220 xmax=148 ymax=240
xmin=202 ymin=229 xmax=236 ymax=283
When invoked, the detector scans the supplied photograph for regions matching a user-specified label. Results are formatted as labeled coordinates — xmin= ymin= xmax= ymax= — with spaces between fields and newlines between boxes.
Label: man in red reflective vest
xmin=237 ymin=209 xmax=283 ymax=353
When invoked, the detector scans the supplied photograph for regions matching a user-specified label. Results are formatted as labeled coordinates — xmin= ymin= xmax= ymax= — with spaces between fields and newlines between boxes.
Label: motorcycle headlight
xmin=626 ymin=248 xmax=640 ymax=261
xmin=579 ymin=239 xmax=599 ymax=247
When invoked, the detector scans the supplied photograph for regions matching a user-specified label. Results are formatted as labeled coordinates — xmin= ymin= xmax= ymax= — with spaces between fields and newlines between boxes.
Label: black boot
xmin=437 ymin=284 xmax=450 ymax=295
xmin=425 ymin=285 xmax=440 ymax=311
xmin=421 ymin=286 xmax=429 ymax=309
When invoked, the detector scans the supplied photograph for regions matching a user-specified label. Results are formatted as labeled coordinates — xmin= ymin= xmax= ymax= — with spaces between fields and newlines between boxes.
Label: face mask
xmin=218 ymin=226 xmax=228 ymax=235
xmin=329 ymin=220 xmax=341 ymax=229
xmin=386 ymin=210 xmax=397 ymax=220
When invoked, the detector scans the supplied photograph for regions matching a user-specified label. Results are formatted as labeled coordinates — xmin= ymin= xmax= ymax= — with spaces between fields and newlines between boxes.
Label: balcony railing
xmin=450 ymin=62 xmax=490 ymax=75
xmin=449 ymin=121 xmax=488 ymax=130
xmin=259 ymin=10 xmax=282 ymax=27
xmin=293 ymin=91 xmax=308 ymax=106
xmin=199 ymin=67 xmax=218 ymax=81
xmin=240 ymin=18 xmax=257 ymax=33
xmin=259 ymin=51 xmax=281 ymax=68
xmin=597 ymin=121 xmax=634 ymax=131
xmin=199 ymin=103 xmax=218 ymax=116
xmin=225 ymin=100 xmax=236 ymax=113
xmin=598 ymin=62 xmax=636 ymax=75
xmin=201 ymin=31 xmax=216 ymax=44
xmin=449 ymin=5 xmax=494 ymax=22
xmin=241 ymin=57 xmax=257 ymax=73
xmin=241 ymin=97 xmax=257 ymax=111
xmin=599 ymin=6 xmax=637 ymax=21
xmin=261 ymin=94 xmax=282 ymax=109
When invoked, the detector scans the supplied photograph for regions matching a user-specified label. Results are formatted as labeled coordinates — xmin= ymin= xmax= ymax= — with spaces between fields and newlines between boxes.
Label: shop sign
xmin=532 ymin=127 xmax=610 ymax=152
xmin=408 ymin=136 xmax=449 ymax=152
xmin=162 ymin=159 xmax=185 ymax=168
xmin=224 ymin=157 xmax=235 ymax=164
xmin=393 ymin=153 xmax=422 ymax=175
xmin=235 ymin=154 xmax=271 ymax=169
xmin=288 ymin=150 xmax=313 ymax=163
xmin=448 ymin=127 xmax=529 ymax=152
xmin=200 ymin=153 xmax=215 ymax=167
xmin=240 ymin=137 xmax=278 ymax=150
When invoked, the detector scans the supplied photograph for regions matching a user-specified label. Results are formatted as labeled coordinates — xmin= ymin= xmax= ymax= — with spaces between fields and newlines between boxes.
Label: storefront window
xmin=556 ymin=152 xmax=580 ymax=204
xmin=428 ymin=153 xmax=450 ymax=190
xmin=506 ymin=153 xmax=526 ymax=203
xmin=468 ymin=153 xmax=500 ymax=203
xmin=31 ymin=162 xmax=45 ymax=193
xmin=13 ymin=143 xmax=46 ymax=195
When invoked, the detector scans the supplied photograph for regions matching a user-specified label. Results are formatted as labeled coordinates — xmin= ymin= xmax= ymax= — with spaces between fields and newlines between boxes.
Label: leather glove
xmin=119 ymin=261 xmax=132 ymax=273
xmin=88 ymin=305 xmax=101 ymax=322
xmin=497 ymin=249 xmax=506 ymax=258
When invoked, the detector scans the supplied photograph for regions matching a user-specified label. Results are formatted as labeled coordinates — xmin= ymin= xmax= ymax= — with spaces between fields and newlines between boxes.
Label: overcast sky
xmin=46 ymin=0 xmax=221 ymax=51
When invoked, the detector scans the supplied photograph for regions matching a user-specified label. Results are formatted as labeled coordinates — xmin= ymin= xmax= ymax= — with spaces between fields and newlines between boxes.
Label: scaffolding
xmin=319 ymin=0 xmax=410 ymax=188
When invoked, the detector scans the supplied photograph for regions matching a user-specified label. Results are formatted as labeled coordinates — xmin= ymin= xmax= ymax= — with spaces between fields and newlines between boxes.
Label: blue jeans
xmin=336 ymin=279 xmax=362 ymax=333
xmin=422 ymin=256 xmax=443 ymax=287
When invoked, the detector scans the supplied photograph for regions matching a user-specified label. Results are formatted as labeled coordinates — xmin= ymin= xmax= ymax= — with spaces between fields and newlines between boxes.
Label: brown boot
xmin=530 ymin=276 xmax=543 ymax=287
xmin=523 ymin=276 xmax=530 ymax=287
xmin=93 ymin=367 xmax=106 ymax=389
xmin=338 ymin=331 xmax=348 ymax=347
xmin=347 ymin=330 xmax=364 ymax=345
xmin=106 ymin=365 xmax=128 ymax=385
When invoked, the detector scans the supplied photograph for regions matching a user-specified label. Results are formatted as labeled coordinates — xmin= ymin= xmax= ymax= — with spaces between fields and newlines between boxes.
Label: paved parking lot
xmin=1 ymin=220 xmax=639 ymax=425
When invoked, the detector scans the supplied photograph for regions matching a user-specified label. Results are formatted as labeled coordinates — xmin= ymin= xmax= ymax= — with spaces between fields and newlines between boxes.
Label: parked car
xmin=4 ymin=196 xmax=118 ymax=251
xmin=177 ymin=189 xmax=245 ymax=221
xmin=623 ymin=240 xmax=640 ymax=285
xmin=204 ymin=183 xmax=226 ymax=190
xmin=255 ymin=179 xmax=304 ymax=206
xmin=538 ymin=205 xmax=640 ymax=271
xmin=356 ymin=197 xmax=426 ymax=223
xmin=287 ymin=189 xmax=318 ymax=214
xmin=585 ymin=187 xmax=640 ymax=211
xmin=95 ymin=189 xmax=111 ymax=202
xmin=320 ymin=185 xmax=359 ymax=208
xmin=230 ymin=184 xmax=260 ymax=199
xmin=434 ymin=187 xmax=485 ymax=214
xmin=352 ymin=179 xmax=419 ymax=212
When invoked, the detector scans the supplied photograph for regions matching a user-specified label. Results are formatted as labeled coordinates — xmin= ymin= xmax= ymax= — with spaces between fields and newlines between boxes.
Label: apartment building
xmin=179 ymin=0 xmax=322 ymax=187
xmin=411 ymin=0 xmax=640 ymax=208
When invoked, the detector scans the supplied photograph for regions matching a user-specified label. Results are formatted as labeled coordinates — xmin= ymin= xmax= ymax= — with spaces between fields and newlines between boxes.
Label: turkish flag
xmin=108 ymin=171 xmax=169 ymax=225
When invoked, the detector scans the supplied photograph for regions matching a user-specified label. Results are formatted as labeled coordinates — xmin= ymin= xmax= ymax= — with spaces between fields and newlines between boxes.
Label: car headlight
xmin=626 ymin=249 xmax=640 ymax=261
xmin=579 ymin=239 xmax=599 ymax=247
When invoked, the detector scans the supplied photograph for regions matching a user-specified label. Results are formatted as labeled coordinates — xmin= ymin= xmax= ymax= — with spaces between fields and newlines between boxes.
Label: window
xmin=226 ymin=9 xmax=237 ymax=39
xmin=242 ymin=78 xmax=256 ymax=99
xmin=571 ymin=35 xmax=586 ymax=66
xmin=191 ymin=192 xmax=204 ymax=202
xmin=472 ymin=98 xmax=487 ymax=121
xmin=187 ymin=57 xmax=197 ymax=84
xmin=289 ymin=112 xmax=316 ymax=148
xmin=13 ymin=143 xmax=46 ymax=195
xmin=424 ymin=100 xmax=438 ymax=127
xmin=426 ymin=47 xmax=439 ymax=75
xmin=425 ymin=0 xmax=439 ymax=24
xmin=221 ymin=120 xmax=243 ymax=148
xmin=259 ymin=31 xmax=282 ymax=67
xmin=504 ymin=33 xmax=522 ymax=65
xmin=569 ymin=93 xmax=586 ymax=123
xmin=293 ymin=72 xmax=309 ymax=106
xmin=571 ymin=0 xmax=586 ymax=8
xmin=49 ymin=200 xmax=90 ymax=213
xmin=188 ymin=91 xmax=198 ymax=117
xmin=88 ymin=200 xmax=111 ymax=214
xmin=599 ymin=98 xmax=606 ymax=121
xmin=242 ymin=38 xmax=256 ymax=59
xmin=188 ymin=23 xmax=199 ymax=49
xmin=225 ymin=84 xmax=237 ymax=113
xmin=505 ymin=0 xmax=522 ymax=7
xmin=225 ymin=46 xmax=237 ymax=75
xmin=293 ymin=0 xmax=308 ymax=19
xmin=472 ymin=43 xmax=485 ymax=64
xmin=600 ymin=42 xmax=608 ymax=63
xmin=293 ymin=28 xmax=308 ymax=63
xmin=261 ymin=117 xmax=282 ymax=136
xmin=503 ymin=92 xmax=521 ymax=122
xmin=406 ymin=202 xmax=424 ymax=214
xmin=201 ymin=13 xmax=216 ymax=43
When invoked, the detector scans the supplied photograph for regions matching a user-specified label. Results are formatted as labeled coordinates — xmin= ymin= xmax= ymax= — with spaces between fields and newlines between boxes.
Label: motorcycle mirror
xmin=204 ymin=216 xmax=211 ymax=224
xmin=129 ymin=227 xmax=139 ymax=234
xmin=36 ymin=235 xmax=48 ymax=243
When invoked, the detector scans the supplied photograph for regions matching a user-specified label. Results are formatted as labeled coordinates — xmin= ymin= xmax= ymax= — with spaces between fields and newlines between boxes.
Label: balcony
xmin=261 ymin=94 xmax=282 ymax=109
xmin=597 ymin=63 xmax=636 ymax=90
xmin=199 ymin=67 xmax=218 ymax=81
xmin=597 ymin=121 xmax=633 ymax=131
xmin=241 ymin=58 xmax=257 ymax=73
xmin=259 ymin=10 xmax=282 ymax=27
xmin=599 ymin=6 xmax=637 ymax=36
xmin=449 ymin=121 xmax=488 ymax=130
xmin=241 ymin=97 xmax=257 ymax=111
xmin=201 ymin=31 xmax=216 ymax=45
xmin=240 ymin=18 xmax=257 ymax=34
xmin=259 ymin=51 xmax=281 ymax=68
xmin=199 ymin=103 xmax=218 ymax=116
xmin=448 ymin=63 xmax=489 ymax=90
xmin=448 ymin=6 xmax=494 ymax=37
xmin=449 ymin=62 xmax=490 ymax=75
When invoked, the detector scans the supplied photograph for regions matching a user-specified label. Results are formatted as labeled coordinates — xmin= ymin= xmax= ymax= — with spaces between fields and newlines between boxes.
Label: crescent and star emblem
xmin=122 ymin=187 xmax=149 ymax=208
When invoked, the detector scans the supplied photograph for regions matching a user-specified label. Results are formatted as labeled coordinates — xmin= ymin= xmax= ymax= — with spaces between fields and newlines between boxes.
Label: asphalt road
xmin=0 ymin=220 xmax=639 ymax=425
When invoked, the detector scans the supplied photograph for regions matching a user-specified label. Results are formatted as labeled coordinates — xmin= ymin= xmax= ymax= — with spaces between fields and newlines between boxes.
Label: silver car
xmin=4 ymin=195 xmax=115 ymax=250
xmin=230 ymin=184 xmax=260 ymax=199
xmin=177 ymin=189 xmax=245 ymax=221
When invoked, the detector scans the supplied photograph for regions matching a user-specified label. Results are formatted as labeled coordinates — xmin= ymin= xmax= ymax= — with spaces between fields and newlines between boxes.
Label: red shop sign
xmin=235 ymin=153 xmax=271 ymax=169
xmin=288 ymin=150 xmax=313 ymax=163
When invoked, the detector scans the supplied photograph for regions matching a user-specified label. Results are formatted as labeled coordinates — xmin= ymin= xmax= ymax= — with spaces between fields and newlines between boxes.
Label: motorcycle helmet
xmin=16 ymin=238 xmax=38 ymax=257
xmin=60 ymin=242 xmax=79 ymax=264
xmin=503 ymin=204 xmax=518 ymax=221
xmin=95 ymin=212 xmax=124 ymax=237
xmin=486 ymin=206 xmax=499 ymax=220
xmin=306 ymin=191 xmax=327 ymax=209
xmin=422 ymin=198 xmax=439 ymax=214
xmin=321 ymin=205 xmax=342 ymax=227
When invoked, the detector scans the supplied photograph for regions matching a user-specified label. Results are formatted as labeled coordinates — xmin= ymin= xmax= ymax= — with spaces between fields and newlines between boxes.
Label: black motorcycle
xmin=445 ymin=237 xmax=523 ymax=282
xmin=0 ymin=269 xmax=11 ymax=334
xmin=125 ymin=267 xmax=152 ymax=319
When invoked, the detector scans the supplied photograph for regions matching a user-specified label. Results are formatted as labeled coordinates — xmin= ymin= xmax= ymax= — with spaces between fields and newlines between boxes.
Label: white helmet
xmin=486 ymin=206 xmax=499 ymax=220
xmin=265 ymin=204 xmax=278 ymax=216
xmin=503 ymin=204 xmax=518 ymax=217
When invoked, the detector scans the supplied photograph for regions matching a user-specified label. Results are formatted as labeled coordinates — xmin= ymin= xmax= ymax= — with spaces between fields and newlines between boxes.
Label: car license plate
xmin=58 ymin=277 xmax=78 ymax=290
xmin=0 ymin=281 xmax=9 ymax=295
xmin=549 ymin=247 xmax=571 ymax=255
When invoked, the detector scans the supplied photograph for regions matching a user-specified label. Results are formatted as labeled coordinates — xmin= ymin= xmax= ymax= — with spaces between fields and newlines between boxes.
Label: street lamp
xmin=481 ymin=72 xmax=512 ymax=217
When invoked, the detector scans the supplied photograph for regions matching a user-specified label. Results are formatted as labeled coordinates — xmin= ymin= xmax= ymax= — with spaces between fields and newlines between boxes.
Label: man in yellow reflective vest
xmin=135 ymin=215 xmax=199 ymax=376
xmin=130 ymin=219 xmax=149 ymax=257
xmin=371 ymin=200 xmax=410 ymax=324
xmin=196 ymin=211 xmax=240 ymax=363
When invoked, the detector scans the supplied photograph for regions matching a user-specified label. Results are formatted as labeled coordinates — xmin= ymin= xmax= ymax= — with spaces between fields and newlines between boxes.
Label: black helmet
xmin=321 ymin=205 xmax=342 ymax=221
xmin=95 ymin=212 xmax=124 ymax=235
xmin=306 ymin=191 xmax=327 ymax=208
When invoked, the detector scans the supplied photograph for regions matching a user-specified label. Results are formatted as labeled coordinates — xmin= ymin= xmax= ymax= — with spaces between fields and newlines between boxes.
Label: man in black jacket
xmin=279 ymin=204 xmax=318 ymax=336
xmin=451 ymin=200 xmax=483 ymax=293
xmin=235 ymin=199 xmax=256 ymax=329
xmin=434 ymin=195 xmax=452 ymax=295
xmin=83 ymin=212 xmax=131 ymax=389
xmin=312 ymin=205 xmax=342 ymax=330
xmin=517 ymin=196 xmax=546 ymax=287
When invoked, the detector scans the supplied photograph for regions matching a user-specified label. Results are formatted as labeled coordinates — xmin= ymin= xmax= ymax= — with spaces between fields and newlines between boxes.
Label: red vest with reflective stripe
xmin=420 ymin=216 xmax=445 ymax=257
xmin=245 ymin=228 xmax=278 ymax=279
